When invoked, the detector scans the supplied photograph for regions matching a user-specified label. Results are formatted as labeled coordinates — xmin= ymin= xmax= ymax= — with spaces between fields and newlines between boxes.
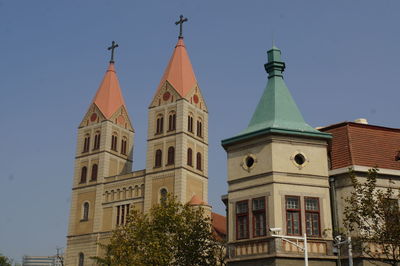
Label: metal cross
xmin=107 ymin=41 xmax=119 ymax=63
xmin=175 ymin=15 xmax=188 ymax=38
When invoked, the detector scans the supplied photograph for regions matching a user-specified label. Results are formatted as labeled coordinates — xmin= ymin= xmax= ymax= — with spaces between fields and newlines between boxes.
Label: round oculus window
xmin=193 ymin=94 xmax=199 ymax=104
xmin=117 ymin=115 xmax=125 ymax=125
xmin=90 ymin=113 xmax=97 ymax=122
xmin=245 ymin=156 xmax=255 ymax=168
xmin=241 ymin=154 xmax=257 ymax=172
xmin=294 ymin=153 xmax=306 ymax=166
xmin=163 ymin=91 xmax=171 ymax=101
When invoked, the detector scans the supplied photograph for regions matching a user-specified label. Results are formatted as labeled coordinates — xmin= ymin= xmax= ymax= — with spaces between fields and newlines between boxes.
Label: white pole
xmin=304 ymin=233 xmax=308 ymax=266
xmin=348 ymin=236 xmax=353 ymax=266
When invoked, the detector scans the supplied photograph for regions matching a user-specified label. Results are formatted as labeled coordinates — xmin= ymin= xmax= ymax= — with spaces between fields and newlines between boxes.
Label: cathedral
xmin=65 ymin=17 xmax=400 ymax=266
xmin=65 ymin=17 xmax=225 ymax=265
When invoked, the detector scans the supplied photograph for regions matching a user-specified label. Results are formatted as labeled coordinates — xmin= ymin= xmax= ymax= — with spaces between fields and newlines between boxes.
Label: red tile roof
xmin=186 ymin=196 xmax=226 ymax=241
xmin=320 ymin=122 xmax=400 ymax=170
xmin=92 ymin=63 xmax=126 ymax=119
xmin=155 ymin=38 xmax=197 ymax=99
xmin=211 ymin=212 xmax=226 ymax=241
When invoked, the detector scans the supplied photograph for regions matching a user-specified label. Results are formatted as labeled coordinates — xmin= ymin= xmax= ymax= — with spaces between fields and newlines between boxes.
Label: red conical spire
xmin=156 ymin=38 xmax=198 ymax=98
xmin=92 ymin=63 xmax=127 ymax=119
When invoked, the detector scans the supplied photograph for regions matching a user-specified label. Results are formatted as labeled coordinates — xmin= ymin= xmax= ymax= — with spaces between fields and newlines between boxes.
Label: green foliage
xmin=343 ymin=168 xmax=400 ymax=265
xmin=93 ymin=195 xmax=224 ymax=266
xmin=0 ymin=253 xmax=12 ymax=266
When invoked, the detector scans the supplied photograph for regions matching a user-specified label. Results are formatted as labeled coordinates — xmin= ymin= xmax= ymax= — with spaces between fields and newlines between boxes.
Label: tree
xmin=0 ymin=253 xmax=12 ymax=266
xmin=93 ymin=195 xmax=224 ymax=266
xmin=343 ymin=168 xmax=400 ymax=265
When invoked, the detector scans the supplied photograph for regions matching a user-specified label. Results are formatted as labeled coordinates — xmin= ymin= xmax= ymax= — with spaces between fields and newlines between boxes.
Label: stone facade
xmin=222 ymin=46 xmax=336 ymax=265
xmin=65 ymin=37 xmax=211 ymax=266
xmin=222 ymin=46 xmax=400 ymax=266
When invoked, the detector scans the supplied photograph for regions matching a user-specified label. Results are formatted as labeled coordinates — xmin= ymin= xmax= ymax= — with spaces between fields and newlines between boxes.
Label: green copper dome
xmin=222 ymin=46 xmax=330 ymax=147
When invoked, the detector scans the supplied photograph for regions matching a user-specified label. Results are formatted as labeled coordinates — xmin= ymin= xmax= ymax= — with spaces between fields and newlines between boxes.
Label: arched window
xmin=111 ymin=133 xmax=118 ymax=151
xmin=167 ymin=146 xmax=175 ymax=165
xmin=83 ymin=134 xmax=90 ymax=153
xmin=78 ymin=252 xmax=84 ymax=266
xmin=93 ymin=131 xmax=101 ymax=150
xmin=121 ymin=137 xmax=127 ymax=155
xmin=80 ymin=167 xmax=87 ymax=184
xmin=82 ymin=202 xmax=89 ymax=221
xmin=187 ymin=114 xmax=193 ymax=133
xmin=160 ymin=188 xmax=168 ymax=203
xmin=196 ymin=152 xmax=202 ymax=170
xmin=187 ymin=148 xmax=193 ymax=166
xmin=156 ymin=115 xmax=164 ymax=134
xmin=91 ymin=164 xmax=98 ymax=181
xmin=168 ymin=112 xmax=176 ymax=131
xmin=197 ymin=120 xmax=203 ymax=137
xmin=155 ymin=149 xmax=162 ymax=168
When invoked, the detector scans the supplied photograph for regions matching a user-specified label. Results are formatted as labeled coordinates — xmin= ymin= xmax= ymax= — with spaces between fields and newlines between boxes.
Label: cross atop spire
xmin=107 ymin=41 xmax=119 ymax=63
xmin=175 ymin=15 xmax=188 ymax=39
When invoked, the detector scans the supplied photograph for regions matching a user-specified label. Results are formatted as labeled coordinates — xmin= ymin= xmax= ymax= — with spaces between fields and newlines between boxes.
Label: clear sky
xmin=1 ymin=0 xmax=399 ymax=262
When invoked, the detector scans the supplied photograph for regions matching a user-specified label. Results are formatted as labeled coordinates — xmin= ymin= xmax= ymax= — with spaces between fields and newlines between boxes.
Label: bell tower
xmin=143 ymin=16 xmax=209 ymax=211
xmin=65 ymin=42 xmax=134 ymax=265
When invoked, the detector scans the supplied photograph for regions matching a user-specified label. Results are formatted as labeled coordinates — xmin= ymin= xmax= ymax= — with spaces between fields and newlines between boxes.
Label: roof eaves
xmin=222 ymin=127 xmax=331 ymax=148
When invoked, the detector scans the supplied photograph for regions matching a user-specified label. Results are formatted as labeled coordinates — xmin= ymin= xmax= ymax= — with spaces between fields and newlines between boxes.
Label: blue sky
xmin=1 ymin=0 xmax=399 ymax=262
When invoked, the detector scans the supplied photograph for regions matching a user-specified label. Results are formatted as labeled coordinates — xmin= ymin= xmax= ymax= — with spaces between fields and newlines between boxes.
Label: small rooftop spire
xmin=221 ymin=46 xmax=331 ymax=147
xmin=264 ymin=45 xmax=285 ymax=78
xmin=107 ymin=41 xmax=119 ymax=63
xmin=91 ymin=49 xmax=127 ymax=119
xmin=175 ymin=15 xmax=188 ymax=39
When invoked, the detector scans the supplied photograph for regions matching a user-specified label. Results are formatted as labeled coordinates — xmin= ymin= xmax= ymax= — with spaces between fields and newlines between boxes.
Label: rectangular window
xmin=236 ymin=201 xmax=249 ymax=240
xmin=305 ymin=197 xmax=320 ymax=237
xmin=252 ymin=197 xmax=266 ymax=237
xmin=286 ymin=196 xmax=301 ymax=235
xmin=116 ymin=204 xmax=130 ymax=226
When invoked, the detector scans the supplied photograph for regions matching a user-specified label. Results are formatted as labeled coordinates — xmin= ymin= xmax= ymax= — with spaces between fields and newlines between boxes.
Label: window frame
xmin=304 ymin=197 xmax=321 ymax=237
xmin=78 ymin=252 xmax=84 ymax=266
xmin=168 ymin=112 xmax=176 ymax=131
xmin=80 ymin=166 xmax=87 ymax=184
xmin=196 ymin=119 xmax=203 ymax=137
xmin=167 ymin=146 xmax=175 ymax=165
xmin=196 ymin=152 xmax=202 ymax=170
xmin=116 ymin=204 xmax=130 ymax=226
xmin=82 ymin=202 xmax=89 ymax=221
xmin=111 ymin=134 xmax=118 ymax=151
xmin=160 ymin=188 xmax=168 ymax=203
xmin=187 ymin=114 xmax=193 ymax=133
xmin=121 ymin=137 xmax=127 ymax=155
xmin=93 ymin=132 xmax=101 ymax=150
xmin=90 ymin=164 xmax=98 ymax=181
xmin=83 ymin=134 xmax=90 ymax=153
xmin=187 ymin=148 xmax=193 ymax=166
xmin=252 ymin=197 xmax=266 ymax=237
xmin=285 ymin=195 xmax=302 ymax=236
xmin=156 ymin=114 xmax=164 ymax=134
xmin=155 ymin=149 xmax=162 ymax=168
xmin=236 ymin=200 xmax=249 ymax=240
